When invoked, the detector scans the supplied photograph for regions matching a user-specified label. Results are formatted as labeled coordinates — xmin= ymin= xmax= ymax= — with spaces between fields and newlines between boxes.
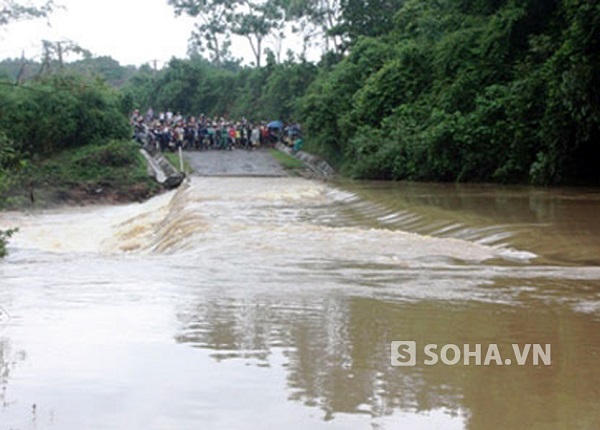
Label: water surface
xmin=1 ymin=177 xmax=599 ymax=429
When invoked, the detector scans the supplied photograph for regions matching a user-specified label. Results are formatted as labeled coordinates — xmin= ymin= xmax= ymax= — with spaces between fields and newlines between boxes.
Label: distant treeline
xmin=0 ymin=56 xmax=138 ymax=88
xmin=1 ymin=0 xmax=599 ymax=185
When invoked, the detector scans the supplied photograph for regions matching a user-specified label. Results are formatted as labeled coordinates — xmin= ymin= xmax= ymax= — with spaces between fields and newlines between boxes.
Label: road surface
xmin=184 ymin=149 xmax=287 ymax=177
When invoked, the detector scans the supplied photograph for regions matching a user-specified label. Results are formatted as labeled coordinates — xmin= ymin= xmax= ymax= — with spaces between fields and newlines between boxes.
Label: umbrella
xmin=267 ymin=120 xmax=283 ymax=129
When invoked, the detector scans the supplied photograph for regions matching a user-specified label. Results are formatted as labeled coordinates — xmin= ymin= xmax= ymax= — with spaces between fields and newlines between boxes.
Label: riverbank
xmin=274 ymin=143 xmax=335 ymax=180
xmin=0 ymin=140 xmax=165 ymax=210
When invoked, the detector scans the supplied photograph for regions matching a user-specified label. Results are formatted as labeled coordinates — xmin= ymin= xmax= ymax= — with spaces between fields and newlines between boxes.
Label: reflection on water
xmin=175 ymin=288 xmax=600 ymax=429
xmin=0 ymin=177 xmax=599 ymax=429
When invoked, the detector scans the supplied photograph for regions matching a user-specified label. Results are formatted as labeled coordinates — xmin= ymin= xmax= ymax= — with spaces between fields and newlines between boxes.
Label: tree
xmin=0 ymin=0 xmax=56 ymax=27
xmin=333 ymin=0 xmax=405 ymax=44
xmin=170 ymin=0 xmax=289 ymax=67
xmin=231 ymin=0 xmax=284 ymax=67
xmin=37 ymin=39 xmax=91 ymax=75
xmin=281 ymin=0 xmax=344 ymax=55
xmin=169 ymin=0 xmax=236 ymax=66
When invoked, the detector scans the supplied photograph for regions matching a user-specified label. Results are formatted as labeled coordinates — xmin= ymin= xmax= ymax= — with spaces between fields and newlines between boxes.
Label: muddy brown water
xmin=1 ymin=175 xmax=599 ymax=429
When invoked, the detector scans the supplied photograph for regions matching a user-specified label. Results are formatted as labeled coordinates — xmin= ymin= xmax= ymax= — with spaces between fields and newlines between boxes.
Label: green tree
xmin=0 ymin=73 xmax=129 ymax=155
xmin=0 ymin=0 xmax=55 ymax=26
xmin=231 ymin=0 xmax=284 ymax=67
xmin=170 ymin=0 xmax=289 ymax=67
xmin=169 ymin=0 xmax=235 ymax=66
xmin=333 ymin=0 xmax=405 ymax=44
xmin=281 ymin=0 xmax=344 ymax=55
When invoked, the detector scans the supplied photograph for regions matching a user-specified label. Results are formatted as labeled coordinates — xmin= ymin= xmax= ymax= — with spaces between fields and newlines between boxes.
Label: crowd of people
xmin=130 ymin=109 xmax=303 ymax=153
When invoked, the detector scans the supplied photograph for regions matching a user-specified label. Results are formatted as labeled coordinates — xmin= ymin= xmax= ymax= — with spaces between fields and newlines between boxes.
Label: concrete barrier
xmin=140 ymin=147 xmax=185 ymax=189
xmin=275 ymin=143 xmax=335 ymax=179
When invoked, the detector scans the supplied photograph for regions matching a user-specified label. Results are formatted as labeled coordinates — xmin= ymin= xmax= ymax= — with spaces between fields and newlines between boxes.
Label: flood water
xmin=1 ymin=176 xmax=600 ymax=429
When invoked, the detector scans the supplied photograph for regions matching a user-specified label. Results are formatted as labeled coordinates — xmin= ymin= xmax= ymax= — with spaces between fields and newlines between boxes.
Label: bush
xmin=0 ymin=228 xmax=17 ymax=258
xmin=0 ymin=73 xmax=129 ymax=156
xmin=37 ymin=139 xmax=150 ymax=186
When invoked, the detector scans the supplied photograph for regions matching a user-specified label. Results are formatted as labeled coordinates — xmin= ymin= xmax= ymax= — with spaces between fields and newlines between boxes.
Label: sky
xmin=0 ymin=0 xmax=304 ymax=67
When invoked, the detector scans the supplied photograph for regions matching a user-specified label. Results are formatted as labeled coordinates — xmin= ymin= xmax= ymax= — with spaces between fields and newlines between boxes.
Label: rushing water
xmin=1 ymin=176 xmax=600 ymax=429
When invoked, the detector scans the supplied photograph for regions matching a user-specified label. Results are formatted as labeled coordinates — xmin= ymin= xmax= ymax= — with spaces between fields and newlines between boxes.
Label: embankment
xmin=275 ymin=143 xmax=335 ymax=179
xmin=0 ymin=140 xmax=172 ymax=209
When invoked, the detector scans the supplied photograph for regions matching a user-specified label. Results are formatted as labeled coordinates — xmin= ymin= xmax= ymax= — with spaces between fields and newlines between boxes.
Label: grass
xmin=1 ymin=139 xmax=163 ymax=209
xmin=163 ymin=151 xmax=193 ymax=175
xmin=269 ymin=149 xmax=305 ymax=172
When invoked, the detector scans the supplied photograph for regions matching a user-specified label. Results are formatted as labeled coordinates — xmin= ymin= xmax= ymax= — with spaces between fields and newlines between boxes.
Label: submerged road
xmin=184 ymin=149 xmax=287 ymax=177
xmin=2 ymin=159 xmax=600 ymax=429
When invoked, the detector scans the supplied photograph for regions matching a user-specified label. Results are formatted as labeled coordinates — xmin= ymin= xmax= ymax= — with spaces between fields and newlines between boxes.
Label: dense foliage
xmin=121 ymin=54 xmax=318 ymax=123
xmin=0 ymin=73 xmax=130 ymax=156
xmin=118 ymin=0 xmax=600 ymax=185
xmin=299 ymin=0 xmax=600 ymax=184
xmin=0 ymin=73 xmax=146 ymax=254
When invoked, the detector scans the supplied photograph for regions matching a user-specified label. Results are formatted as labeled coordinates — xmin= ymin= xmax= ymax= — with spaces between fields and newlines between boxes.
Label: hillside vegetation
xmin=298 ymin=0 xmax=600 ymax=184
xmin=0 ymin=73 xmax=161 ymax=252
xmin=115 ymin=0 xmax=599 ymax=185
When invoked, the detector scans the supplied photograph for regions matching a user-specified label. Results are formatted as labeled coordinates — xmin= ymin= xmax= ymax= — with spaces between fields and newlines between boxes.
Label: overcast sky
xmin=0 ymin=0 xmax=292 ymax=67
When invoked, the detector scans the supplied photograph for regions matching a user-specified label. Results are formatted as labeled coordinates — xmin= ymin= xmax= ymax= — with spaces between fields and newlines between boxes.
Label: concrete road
xmin=184 ymin=149 xmax=287 ymax=177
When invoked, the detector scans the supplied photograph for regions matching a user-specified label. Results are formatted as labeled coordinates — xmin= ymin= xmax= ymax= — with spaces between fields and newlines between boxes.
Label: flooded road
xmin=184 ymin=150 xmax=287 ymax=177
xmin=1 ymin=165 xmax=600 ymax=429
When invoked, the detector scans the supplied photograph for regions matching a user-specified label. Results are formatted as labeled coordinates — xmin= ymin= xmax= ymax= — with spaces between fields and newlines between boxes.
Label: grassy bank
xmin=1 ymin=139 xmax=163 ymax=210
xmin=269 ymin=149 xmax=305 ymax=175
xmin=163 ymin=151 xmax=193 ymax=175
